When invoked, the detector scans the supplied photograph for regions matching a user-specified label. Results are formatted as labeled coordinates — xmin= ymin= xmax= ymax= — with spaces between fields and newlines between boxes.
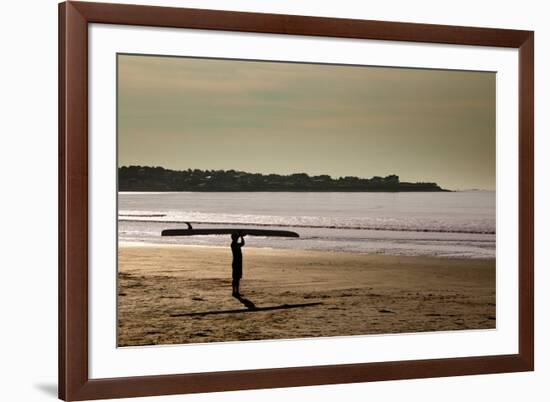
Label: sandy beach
xmin=117 ymin=244 xmax=495 ymax=346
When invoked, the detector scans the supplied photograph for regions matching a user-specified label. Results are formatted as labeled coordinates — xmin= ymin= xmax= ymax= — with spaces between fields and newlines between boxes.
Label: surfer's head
xmin=231 ymin=233 xmax=239 ymax=241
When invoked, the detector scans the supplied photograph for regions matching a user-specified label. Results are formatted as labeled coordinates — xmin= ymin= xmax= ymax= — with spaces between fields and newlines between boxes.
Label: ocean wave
xmin=118 ymin=216 xmax=495 ymax=235
xmin=117 ymin=192 xmax=495 ymax=258
xmin=119 ymin=213 xmax=167 ymax=218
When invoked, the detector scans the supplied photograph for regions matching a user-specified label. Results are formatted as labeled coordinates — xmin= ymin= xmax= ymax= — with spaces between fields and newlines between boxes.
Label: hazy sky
xmin=118 ymin=54 xmax=496 ymax=190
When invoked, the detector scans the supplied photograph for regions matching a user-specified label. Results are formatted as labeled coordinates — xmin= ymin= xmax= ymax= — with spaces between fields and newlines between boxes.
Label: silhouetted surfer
xmin=231 ymin=233 xmax=245 ymax=296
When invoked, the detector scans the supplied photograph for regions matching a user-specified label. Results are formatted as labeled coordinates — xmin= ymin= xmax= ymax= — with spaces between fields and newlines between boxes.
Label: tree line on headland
xmin=118 ymin=166 xmax=449 ymax=192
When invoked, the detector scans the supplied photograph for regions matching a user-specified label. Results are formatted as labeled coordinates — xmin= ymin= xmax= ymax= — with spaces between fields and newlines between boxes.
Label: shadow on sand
xmin=234 ymin=294 xmax=258 ymax=310
xmin=170 ymin=295 xmax=322 ymax=317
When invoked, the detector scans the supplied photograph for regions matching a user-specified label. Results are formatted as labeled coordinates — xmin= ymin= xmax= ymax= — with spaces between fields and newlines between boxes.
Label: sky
xmin=118 ymin=54 xmax=496 ymax=190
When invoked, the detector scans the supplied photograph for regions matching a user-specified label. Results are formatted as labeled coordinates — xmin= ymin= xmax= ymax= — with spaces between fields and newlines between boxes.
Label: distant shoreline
xmin=119 ymin=166 xmax=450 ymax=192
xmin=119 ymin=189 xmax=452 ymax=192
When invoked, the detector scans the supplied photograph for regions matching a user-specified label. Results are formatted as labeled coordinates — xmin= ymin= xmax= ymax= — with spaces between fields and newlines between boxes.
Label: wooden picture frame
xmin=59 ymin=1 xmax=534 ymax=400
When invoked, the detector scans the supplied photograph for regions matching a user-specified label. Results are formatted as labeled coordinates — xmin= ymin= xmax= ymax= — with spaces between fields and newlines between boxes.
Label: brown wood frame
xmin=59 ymin=1 xmax=534 ymax=400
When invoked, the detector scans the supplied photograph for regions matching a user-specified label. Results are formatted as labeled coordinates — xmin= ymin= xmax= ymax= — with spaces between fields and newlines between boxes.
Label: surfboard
xmin=161 ymin=228 xmax=299 ymax=237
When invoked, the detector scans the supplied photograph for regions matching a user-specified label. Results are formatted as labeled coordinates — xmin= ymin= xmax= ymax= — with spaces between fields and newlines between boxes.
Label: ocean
xmin=118 ymin=191 xmax=495 ymax=259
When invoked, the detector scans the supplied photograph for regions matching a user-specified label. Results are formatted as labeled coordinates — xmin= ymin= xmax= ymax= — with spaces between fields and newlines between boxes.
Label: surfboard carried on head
xmin=161 ymin=223 xmax=299 ymax=238
xmin=162 ymin=228 xmax=299 ymax=237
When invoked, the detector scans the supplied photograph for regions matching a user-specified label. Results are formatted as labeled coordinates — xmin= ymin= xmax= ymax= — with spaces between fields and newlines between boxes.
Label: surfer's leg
xmin=236 ymin=263 xmax=242 ymax=296
xmin=231 ymin=262 xmax=237 ymax=296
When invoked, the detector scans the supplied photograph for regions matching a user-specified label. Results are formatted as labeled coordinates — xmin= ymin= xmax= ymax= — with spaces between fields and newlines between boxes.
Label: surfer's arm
xmin=239 ymin=236 xmax=245 ymax=246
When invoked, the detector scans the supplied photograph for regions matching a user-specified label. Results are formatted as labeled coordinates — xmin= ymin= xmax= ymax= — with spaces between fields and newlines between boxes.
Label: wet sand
xmin=117 ymin=245 xmax=496 ymax=347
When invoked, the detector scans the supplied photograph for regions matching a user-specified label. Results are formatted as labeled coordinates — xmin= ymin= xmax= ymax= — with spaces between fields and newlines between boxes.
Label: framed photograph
xmin=59 ymin=1 xmax=534 ymax=400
